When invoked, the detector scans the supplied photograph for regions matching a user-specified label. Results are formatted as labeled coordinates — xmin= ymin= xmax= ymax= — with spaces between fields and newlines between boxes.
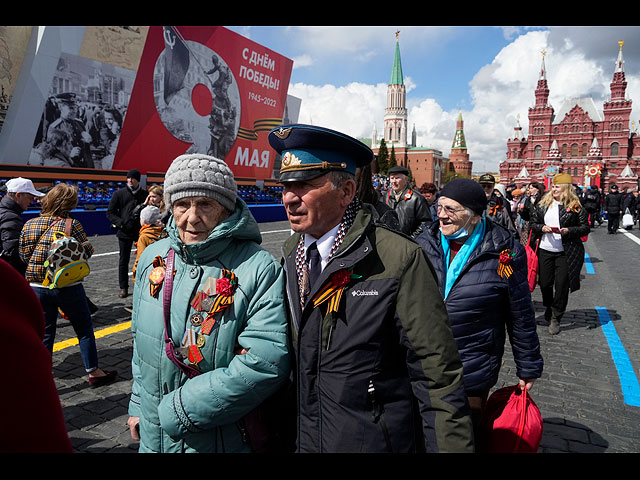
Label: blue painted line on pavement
xmin=584 ymin=252 xmax=595 ymax=274
xmin=595 ymin=306 xmax=640 ymax=407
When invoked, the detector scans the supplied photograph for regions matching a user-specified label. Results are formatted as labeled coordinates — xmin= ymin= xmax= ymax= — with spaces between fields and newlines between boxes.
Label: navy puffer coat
xmin=415 ymin=219 xmax=543 ymax=395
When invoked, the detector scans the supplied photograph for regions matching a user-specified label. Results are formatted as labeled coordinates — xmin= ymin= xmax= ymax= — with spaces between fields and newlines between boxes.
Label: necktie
xmin=307 ymin=242 xmax=321 ymax=293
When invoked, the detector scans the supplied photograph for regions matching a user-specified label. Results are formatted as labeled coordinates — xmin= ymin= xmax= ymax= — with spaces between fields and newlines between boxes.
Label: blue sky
xmin=227 ymin=26 xmax=521 ymax=110
xmin=227 ymin=26 xmax=640 ymax=173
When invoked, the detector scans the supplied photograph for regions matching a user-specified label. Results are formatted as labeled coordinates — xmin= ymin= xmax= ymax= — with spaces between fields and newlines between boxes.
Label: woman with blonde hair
xmin=144 ymin=184 xmax=170 ymax=224
xmin=529 ymin=174 xmax=589 ymax=335
xmin=19 ymin=183 xmax=117 ymax=387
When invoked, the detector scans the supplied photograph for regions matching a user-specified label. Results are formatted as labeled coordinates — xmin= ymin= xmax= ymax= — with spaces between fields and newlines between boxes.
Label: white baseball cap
xmin=5 ymin=177 xmax=45 ymax=197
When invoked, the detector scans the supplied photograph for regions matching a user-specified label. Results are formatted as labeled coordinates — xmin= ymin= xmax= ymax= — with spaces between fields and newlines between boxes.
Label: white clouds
xmin=288 ymin=81 xmax=388 ymax=139
xmin=286 ymin=26 xmax=396 ymax=65
xmin=285 ymin=27 xmax=640 ymax=174
xmin=291 ymin=54 xmax=313 ymax=69
xmin=500 ymin=27 xmax=521 ymax=41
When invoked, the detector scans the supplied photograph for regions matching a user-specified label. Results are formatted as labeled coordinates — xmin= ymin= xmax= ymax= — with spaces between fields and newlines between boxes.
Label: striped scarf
xmin=295 ymin=198 xmax=361 ymax=307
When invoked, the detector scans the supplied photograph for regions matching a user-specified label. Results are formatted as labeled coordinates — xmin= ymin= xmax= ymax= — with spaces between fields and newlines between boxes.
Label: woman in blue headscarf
xmin=414 ymin=178 xmax=543 ymax=447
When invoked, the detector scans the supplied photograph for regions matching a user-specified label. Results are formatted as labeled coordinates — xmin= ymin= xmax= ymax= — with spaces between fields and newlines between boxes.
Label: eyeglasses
xmin=436 ymin=204 xmax=466 ymax=217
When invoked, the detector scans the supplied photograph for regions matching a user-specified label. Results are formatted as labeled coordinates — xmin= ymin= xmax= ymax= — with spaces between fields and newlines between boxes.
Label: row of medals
xmin=176 ymin=286 xmax=218 ymax=366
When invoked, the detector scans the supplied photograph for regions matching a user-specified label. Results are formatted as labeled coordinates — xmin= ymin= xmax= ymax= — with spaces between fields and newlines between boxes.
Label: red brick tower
xmin=449 ymin=111 xmax=472 ymax=176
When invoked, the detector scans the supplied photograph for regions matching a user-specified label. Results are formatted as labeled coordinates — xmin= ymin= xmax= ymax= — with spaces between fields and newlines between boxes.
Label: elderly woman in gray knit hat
xmin=127 ymin=154 xmax=290 ymax=453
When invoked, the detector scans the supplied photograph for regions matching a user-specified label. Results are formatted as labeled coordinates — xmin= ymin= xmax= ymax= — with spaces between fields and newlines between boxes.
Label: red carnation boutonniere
xmin=216 ymin=276 xmax=236 ymax=297
xmin=330 ymin=269 xmax=353 ymax=288
xmin=199 ymin=270 xmax=238 ymax=335
xmin=313 ymin=268 xmax=362 ymax=313
xmin=497 ymin=249 xmax=515 ymax=279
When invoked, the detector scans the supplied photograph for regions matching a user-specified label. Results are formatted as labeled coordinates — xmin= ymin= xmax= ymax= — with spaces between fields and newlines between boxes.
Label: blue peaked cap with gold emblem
xmin=268 ymin=124 xmax=374 ymax=182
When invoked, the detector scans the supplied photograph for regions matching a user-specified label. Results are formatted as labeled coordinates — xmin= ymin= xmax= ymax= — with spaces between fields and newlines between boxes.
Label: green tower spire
xmin=390 ymin=30 xmax=403 ymax=85
xmin=452 ymin=111 xmax=467 ymax=149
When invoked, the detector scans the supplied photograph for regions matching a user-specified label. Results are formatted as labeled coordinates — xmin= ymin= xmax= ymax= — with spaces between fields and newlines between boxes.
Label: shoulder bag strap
xmin=527 ymin=228 xmax=540 ymax=254
xmin=64 ymin=217 xmax=72 ymax=236
xmin=163 ymin=248 xmax=202 ymax=379
xmin=27 ymin=218 xmax=64 ymax=282
xmin=34 ymin=217 xmax=65 ymax=254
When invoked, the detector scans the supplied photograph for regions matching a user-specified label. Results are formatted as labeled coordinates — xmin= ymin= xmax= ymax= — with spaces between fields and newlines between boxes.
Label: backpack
xmin=42 ymin=218 xmax=90 ymax=289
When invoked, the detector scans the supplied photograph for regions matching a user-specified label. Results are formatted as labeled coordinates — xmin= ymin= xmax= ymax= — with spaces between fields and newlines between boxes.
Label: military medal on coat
xmin=149 ymin=255 xmax=176 ymax=298
xmin=179 ymin=270 xmax=238 ymax=368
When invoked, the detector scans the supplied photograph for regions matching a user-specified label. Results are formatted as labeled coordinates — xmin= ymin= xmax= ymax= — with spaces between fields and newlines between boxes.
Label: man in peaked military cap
xmin=46 ymin=92 xmax=94 ymax=168
xmin=385 ymin=165 xmax=431 ymax=236
xmin=269 ymin=124 xmax=473 ymax=453
xmin=478 ymin=173 xmax=516 ymax=235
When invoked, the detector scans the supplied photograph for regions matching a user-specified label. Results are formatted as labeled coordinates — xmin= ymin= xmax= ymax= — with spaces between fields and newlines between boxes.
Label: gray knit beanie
xmin=163 ymin=154 xmax=237 ymax=212
xmin=140 ymin=205 xmax=161 ymax=225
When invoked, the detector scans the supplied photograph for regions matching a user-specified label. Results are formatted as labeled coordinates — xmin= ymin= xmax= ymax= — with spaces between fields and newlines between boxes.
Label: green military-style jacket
xmin=281 ymin=204 xmax=474 ymax=453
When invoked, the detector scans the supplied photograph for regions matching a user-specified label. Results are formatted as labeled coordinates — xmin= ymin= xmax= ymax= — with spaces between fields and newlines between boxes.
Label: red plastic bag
xmin=481 ymin=385 xmax=543 ymax=453
xmin=525 ymin=231 xmax=539 ymax=292
xmin=525 ymin=244 xmax=538 ymax=292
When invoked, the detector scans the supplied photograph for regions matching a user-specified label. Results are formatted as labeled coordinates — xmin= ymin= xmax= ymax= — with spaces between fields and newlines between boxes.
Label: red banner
xmin=113 ymin=26 xmax=292 ymax=181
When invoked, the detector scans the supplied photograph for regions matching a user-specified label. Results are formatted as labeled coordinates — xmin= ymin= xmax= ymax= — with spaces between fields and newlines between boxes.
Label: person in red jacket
xmin=0 ymin=258 xmax=73 ymax=453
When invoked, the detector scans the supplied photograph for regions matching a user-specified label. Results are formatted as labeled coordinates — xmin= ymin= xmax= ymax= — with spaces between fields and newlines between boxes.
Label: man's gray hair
xmin=328 ymin=171 xmax=355 ymax=190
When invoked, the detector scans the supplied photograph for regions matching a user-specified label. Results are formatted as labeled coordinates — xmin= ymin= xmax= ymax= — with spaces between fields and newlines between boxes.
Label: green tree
xmin=388 ymin=145 xmax=397 ymax=170
xmin=377 ymin=139 xmax=389 ymax=174
xmin=441 ymin=169 xmax=471 ymax=185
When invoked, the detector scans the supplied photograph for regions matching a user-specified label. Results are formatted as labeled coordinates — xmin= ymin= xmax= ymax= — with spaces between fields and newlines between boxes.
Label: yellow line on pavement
xmin=52 ymin=321 xmax=132 ymax=352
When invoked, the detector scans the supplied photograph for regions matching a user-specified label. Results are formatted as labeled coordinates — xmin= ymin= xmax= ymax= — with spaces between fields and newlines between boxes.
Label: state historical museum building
xmin=500 ymin=42 xmax=640 ymax=191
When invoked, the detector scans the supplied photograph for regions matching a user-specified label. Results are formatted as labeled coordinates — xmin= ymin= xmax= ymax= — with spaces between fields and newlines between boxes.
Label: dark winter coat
xmin=529 ymin=202 xmax=590 ymax=293
xmin=603 ymin=191 xmax=623 ymax=214
xmin=367 ymin=199 xmax=401 ymax=232
xmin=106 ymin=186 xmax=148 ymax=240
xmin=581 ymin=188 xmax=601 ymax=212
xmin=485 ymin=193 xmax=516 ymax=234
xmin=415 ymin=219 xmax=543 ymax=396
xmin=0 ymin=194 xmax=27 ymax=274
xmin=384 ymin=187 xmax=432 ymax=237
xmin=622 ymin=193 xmax=637 ymax=215
xmin=517 ymin=194 xmax=542 ymax=248
xmin=281 ymin=204 xmax=473 ymax=453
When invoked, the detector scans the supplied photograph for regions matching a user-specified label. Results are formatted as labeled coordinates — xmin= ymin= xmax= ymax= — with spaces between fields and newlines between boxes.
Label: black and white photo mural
xmin=28 ymin=52 xmax=136 ymax=169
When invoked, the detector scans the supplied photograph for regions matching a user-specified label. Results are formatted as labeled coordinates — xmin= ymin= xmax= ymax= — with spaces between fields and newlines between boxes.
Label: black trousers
xmin=607 ymin=212 xmax=620 ymax=233
xmin=118 ymin=237 xmax=134 ymax=290
xmin=538 ymin=248 xmax=569 ymax=320
xmin=467 ymin=391 xmax=489 ymax=451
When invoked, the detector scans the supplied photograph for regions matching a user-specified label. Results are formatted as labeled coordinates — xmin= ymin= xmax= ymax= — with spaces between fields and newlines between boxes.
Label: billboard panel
xmin=113 ymin=26 xmax=293 ymax=180
xmin=27 ymin=52 xmax=136 ymax=169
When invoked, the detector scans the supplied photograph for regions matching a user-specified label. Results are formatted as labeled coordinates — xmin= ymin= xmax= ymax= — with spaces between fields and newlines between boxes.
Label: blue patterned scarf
xmin=440 ymin=217 xmax=486 ymax=299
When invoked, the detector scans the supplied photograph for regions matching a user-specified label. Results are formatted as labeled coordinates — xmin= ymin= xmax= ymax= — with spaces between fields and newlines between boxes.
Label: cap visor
xmin=278 ymin=169 xmax=330 ymax=183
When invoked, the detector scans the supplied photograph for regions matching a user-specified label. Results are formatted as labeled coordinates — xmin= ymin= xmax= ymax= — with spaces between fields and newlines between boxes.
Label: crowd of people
xmin=29 ymin=92 xmax=125 ymax=170
xmin=0 ymin=121 xmax=637 ymax=453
